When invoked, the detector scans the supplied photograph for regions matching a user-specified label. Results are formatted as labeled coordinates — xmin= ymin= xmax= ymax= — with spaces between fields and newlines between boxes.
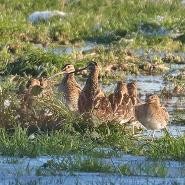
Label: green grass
xmin=3 ymin=47 xmax=71 ymax=77
xmin=35 ymin=156 xmax=169 ymax=177
xmin=0 ymin=0 xmax=185 ymax=49
xmin=36 ymin=156 xmax=134 ymax=176
xmin=0 ymin=122 xmax=185 ymax=162
xmin=0 ymin=43 xmax=175 ymax=78
xmin=136 ymin=162 xmax=168 ymax=177
xmin=0 ymin=127 xmax=80 ymax=157
xmin=0 ymin=0 xmax=185 ymax=163
xmin=172 ymin=109 xmax=185 ymax=125
xmin=36 ymin=157 xmax=115 ymax=175
xmin=0 ymin=0 xmax=185 ymax=81
xmin=1 ymin=0 xmax=185 ymax=77
xmin=145 ymin=133 xmax=185 ymax=161
xmin=0 ymin=124 xmax=137 ymax=157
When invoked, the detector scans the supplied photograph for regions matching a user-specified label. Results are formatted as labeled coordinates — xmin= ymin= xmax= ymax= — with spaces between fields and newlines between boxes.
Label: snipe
xmin=57 ymin=64 xmax=81 ymax=111
xmin=78 ymin=61 xmax=112 ymax=120
xmin=127 ymin=81 xmax=140 ymax=105
xmin=109 ymin=81 xmax=128 ymax=113
xmin=135 ymin=94 xmax=169 ymax=137
xmin=20 ymin=78 xmax=46 ymax=113
xmin=109 ymin=81 xmax=137 ymax=133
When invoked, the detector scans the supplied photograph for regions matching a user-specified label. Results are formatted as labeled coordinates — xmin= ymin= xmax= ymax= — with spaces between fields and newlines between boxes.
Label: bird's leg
xmin=152 ymin=130 xmax=155 ymax=141
xmin=163 ymin=126 xmax=170 ymax=137
xmin=147 ymin=130 xmax=152 ymax=138
xmin=132 ymin=124 xmax=135 ymax=135
xmin=164 ymin=126 xmax=169 ymax=131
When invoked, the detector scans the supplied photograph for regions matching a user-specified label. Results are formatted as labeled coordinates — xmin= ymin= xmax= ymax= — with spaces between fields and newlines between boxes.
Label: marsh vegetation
xmin=1 ymin=0 xmax=185 ymax=184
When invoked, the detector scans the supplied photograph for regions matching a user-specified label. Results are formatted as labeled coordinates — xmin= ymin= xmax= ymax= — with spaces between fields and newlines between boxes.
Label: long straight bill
xmin=73 ymin=67 xmax=87 ymax=74
xmin=48 ymin=66 xmax=87 ymax=79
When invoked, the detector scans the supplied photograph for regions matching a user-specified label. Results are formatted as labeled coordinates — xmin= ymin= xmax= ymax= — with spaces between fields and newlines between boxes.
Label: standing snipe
xmin=135 ymin=94 xmax=169 ymax=137
xmin=78 ymin=61 xmax=112 ymax=120
xmin=109 ymin=81 xmax=136 ymax=132
xmin=109 ymin=81 xmax=128 ymax=113
xmin=127 ymin=81 xmax=140 ymax=105
xmin=58 ymin=64 xmax=81 ymax=111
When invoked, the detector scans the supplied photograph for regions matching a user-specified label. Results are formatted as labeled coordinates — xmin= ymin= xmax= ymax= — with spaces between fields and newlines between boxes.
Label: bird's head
xmin=26 ymin=79 xmax=40 ymax=88
xmin=146 ymin=94 xmax=160 ymax=105
xmin=86 ymin=61 xmax=99 ymax=72
xmin=127 ymin=81 xmax=137 ymax=94
xmin=116 ymin=81 xmax=127 ymax=94
xmin=61 ymin=64 xmax=76 ymax=74
xmin=127 ymin=81 xmax=137 ymax=89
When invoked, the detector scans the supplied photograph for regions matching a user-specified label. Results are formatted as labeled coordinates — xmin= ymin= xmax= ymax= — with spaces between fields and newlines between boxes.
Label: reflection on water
xmin=127 ymin=75 xmax=165 ymax=95
xmin=163 ymin=97 xmax=185 ymax=112
xmin=36 ymin=42 xmax=185 ymax=64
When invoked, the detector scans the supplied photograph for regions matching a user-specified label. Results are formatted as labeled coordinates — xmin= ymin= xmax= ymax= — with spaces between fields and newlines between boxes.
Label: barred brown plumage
xmin=58 ymin=64 xmax=81 ymax=112
xmin=78 ymin=61 xmax=112 ymax=120
xmin=135 ymin=94 xmax=169 ymax=137
xmin=127 ymin=81 xmax=140 ymax=105
xmin=109 ymin=81 xmax=136 ymax=133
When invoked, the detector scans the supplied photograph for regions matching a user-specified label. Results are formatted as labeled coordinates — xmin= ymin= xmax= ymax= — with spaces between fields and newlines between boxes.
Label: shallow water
xmin=49 ymin=42 xmax=99 ymax=55
xmin=134 ymin=48 xmax=185 ymax=62
xmin=138 ymin=23 xmax=170 ymax=37
xmin=0 ymin=152 xmax=185 ymax=185
xmin=7 ymin=42 xmax=185 ymax=184
xmin=104 ymin=74 xmax=165 ymax=98
xmin=35 ymin=42 xmax=100 ymax=55
xmin=141 ymin=125 xmax=185 ymax=138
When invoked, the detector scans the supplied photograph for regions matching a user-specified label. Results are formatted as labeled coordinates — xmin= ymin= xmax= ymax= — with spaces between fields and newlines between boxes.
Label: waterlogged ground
xmin=1 ymin=1 xmax=185 ymax=184
xmin=1 ymin=151 xmax=185 ymax=185
xmin=35 ymin=41 xmax=99 ymax=55
xmin=1 ymin=47 xmax=185 ymax=184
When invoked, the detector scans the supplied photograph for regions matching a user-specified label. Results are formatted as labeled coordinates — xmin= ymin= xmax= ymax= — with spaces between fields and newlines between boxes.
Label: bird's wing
xmin=78 ymin=92 xmax=84 ymax=113
xmin=78 ymin=91 xmax=89 ymax=113
xmin=108 ymin=93 xmax=118 ymax=112
xmin=93 ymin=96 xmax=112 ymax=120
xmin=161 ymin=106 xmax=169 ymax=122
xmin=95 ymin=88 xmax=105 ymax=99
xmin=134 ymin=103 xmax=145 ymax=122
xmin=74 ymin=82 xmax=81 ymax=92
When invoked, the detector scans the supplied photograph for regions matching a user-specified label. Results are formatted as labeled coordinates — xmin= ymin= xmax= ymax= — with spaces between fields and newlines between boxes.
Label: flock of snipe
xmin=56 ymin=61 xmax=169 ymax=136
xmin=24 ymin=61 xmax=169 ymax=136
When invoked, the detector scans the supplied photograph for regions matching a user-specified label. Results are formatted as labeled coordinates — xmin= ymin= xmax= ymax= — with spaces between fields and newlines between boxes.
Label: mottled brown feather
xmin=135 ymin=95 xmax=169 ymax=130
xmin=78 ymin=62 xmax=105 ymax=113
xmin=109 ymin=81 xmax=135 ymax=124
xmin=127 ymin=82 xmax=140 ymax=105
xmin=78 ymin=62 xmax=112 ymax=120
xmin=58 ymin=64 xmax=81 ymax=111
xmin=58 ymin=73 xmax=81 ymax=111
